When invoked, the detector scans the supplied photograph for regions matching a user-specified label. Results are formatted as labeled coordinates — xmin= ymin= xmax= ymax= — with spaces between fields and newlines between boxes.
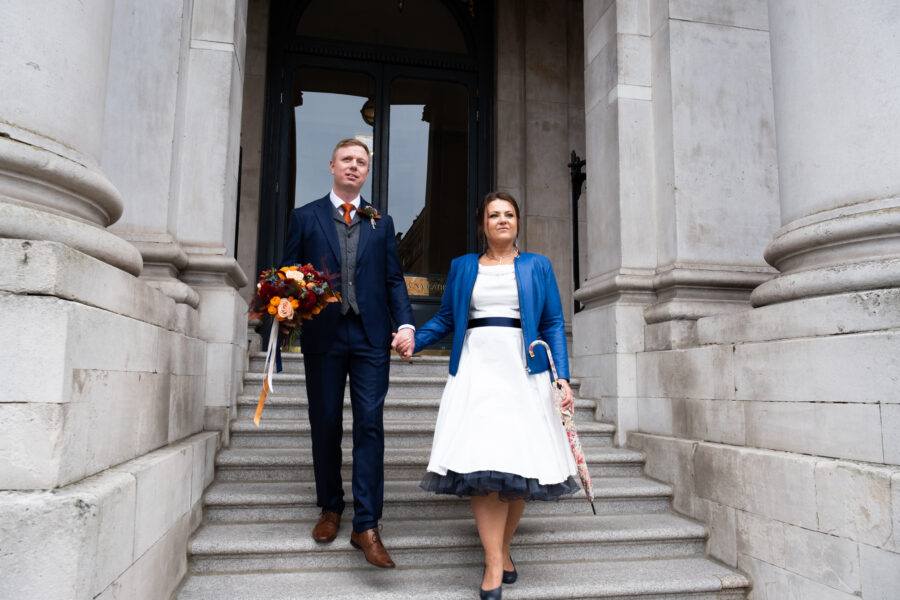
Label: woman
xmin=410 ymin=192 xmax=578 ymax=599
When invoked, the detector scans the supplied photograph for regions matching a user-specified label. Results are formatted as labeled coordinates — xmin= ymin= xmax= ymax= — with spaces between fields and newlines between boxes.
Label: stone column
xmin=496 ymin=0 xmax=584 ymax=324
xmin=102 ymin=0 xmax=200 ymax=318
xmin=573 ymin=0 xmax=658 ymax=441
xmin=175 ymin=0 xmax=250 ymax=434
xmin=641 ymin=0 xmax=780 ymax=347
xmin=574 ymin=0 xmax=781 ymax=442
xmin=751 ymin=0 xmax=900 ymax=306
xmin=0 ymin=0 xmax=142 ymax=274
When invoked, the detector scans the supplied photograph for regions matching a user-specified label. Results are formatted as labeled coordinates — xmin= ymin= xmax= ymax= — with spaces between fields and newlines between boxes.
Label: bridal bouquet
xmin=249 ymin=264 xmax=340 ymax=425
xmin=249 ymin=264 xmax=340 ymax=347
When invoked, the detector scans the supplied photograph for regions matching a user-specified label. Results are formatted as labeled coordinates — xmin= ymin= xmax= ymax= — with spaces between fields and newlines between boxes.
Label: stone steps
xmin=243 ymin=372 xmax=451 ymax=398
xmin=214 ymin=446 xmax=647 ymax=481
xmin=202 ymin=478 xmax=674 ymax=522
xmin=237 ymin=394 xmax=599 ymax=422
xmin=188 ymin=513 xmax=707 ymax=573
xmin=178 ymin=556 xmax=749 ymax=599
xmin=250 ymin=352 xmax=454 ymax=376
xmin=228 ymin=418 xmax=616 ymax=449
xmin=178 ymin=352 xmax=749 ymax=599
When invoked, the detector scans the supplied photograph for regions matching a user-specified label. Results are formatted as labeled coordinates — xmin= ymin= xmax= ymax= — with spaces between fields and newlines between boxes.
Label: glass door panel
xmin=389 ymin=78 xmax=468 ymax=283
xmin=290 ymin=68 xmax=375 ymax=208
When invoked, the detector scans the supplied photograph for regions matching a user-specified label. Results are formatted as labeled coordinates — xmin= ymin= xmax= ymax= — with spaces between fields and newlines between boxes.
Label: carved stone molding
xmin=0 ymin=202 xmax=143 ymax=277
xmin=181 ymin=248 xmax=249 ymax=290
xmin=751 ymin=198 xmax=900 ymax=306
xmin=122 ymin=234 xmax=200 ymax=308
xmin=575 ymin=264 xmax=776 ymax=324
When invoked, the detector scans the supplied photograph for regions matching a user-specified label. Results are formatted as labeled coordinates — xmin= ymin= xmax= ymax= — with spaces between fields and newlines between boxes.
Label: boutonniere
xmin=359 ymin=206 xmax=381 ymax=229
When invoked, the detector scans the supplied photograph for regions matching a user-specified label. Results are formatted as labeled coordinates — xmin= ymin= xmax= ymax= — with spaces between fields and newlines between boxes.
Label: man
xmin=282 ymin=138 xmax=415 ymax=568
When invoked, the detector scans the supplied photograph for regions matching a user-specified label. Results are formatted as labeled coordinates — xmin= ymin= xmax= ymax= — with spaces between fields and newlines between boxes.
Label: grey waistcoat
xmin=333 ymin=209 xmax=360 ymax=315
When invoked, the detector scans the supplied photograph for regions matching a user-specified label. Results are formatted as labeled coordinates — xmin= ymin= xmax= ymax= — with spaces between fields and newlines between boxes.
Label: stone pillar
xmin=102 ymin=0 xmax=200 ymax=318
xmin=642 ymin=0 xmax=780 ymax=347
xmin=573 ymin=0 xmax=658 ymax=441
xmin=175 ymin=0 xmax=250 ymax=434
xmin=751 ymin=0 xmax=900 ymax=306
xmin=236 ymin=0 xmax=269 ymax=306
xmin=1 ymin=3 xmax=219 ymax=597
xmin=496 ymin=0 xmax=584 ymax=324
xmin=0 ymin=0 xmax=142 ymax=274
xmin=574 ymin=0 xmax=781 ymax=442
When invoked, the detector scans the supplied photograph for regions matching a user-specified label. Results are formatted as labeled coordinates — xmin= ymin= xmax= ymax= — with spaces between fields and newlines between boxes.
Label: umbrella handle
xmin=527 ymin=340 xmax=560 ymax=382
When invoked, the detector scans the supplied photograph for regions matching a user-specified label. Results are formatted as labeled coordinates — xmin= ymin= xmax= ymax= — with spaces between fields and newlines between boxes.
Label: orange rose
xmin=277 ymin=298 xmax=294 ymax=320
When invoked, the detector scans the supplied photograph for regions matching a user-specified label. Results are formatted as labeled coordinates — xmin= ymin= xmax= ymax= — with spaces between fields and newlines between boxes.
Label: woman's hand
xmin=391 ymin=330 xmax=414 ymax=359
xmin=556 ymin=379 xmax=574 ymax=414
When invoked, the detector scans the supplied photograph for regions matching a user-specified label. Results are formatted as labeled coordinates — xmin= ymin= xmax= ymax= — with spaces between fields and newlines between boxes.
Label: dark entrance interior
xmin=257 ymin=0 xmax=494 ymax=335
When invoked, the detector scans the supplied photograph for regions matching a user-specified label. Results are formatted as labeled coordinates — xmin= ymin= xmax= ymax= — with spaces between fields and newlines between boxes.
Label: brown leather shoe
xmin=350 ymin=527 xmax=396 ymax=568
xmin=312 ymin=512 xmax=341 ymax=543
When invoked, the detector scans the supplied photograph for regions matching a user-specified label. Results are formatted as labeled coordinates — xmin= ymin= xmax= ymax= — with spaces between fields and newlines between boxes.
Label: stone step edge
xmin=250 ymin=351 xmax=450 ymax=362
xmin=177 ymin=556 xmax=748 ymax=599
xmin=189 ymin=513 xmax=707 ymax=554
xmin=215 ymin=447 xmax=645 ymax=468
xmin=243 ymin=369 xmax=583 ymax=388
xmin=202 ymin=478 xmax=672 ymax=505
xmin=229 ymin=418 xmax=616 ymax=432
xmin=245 ymin=373 xmax=450 ymax=384
xmin=234 ymin=394 xmax=597 ymax=406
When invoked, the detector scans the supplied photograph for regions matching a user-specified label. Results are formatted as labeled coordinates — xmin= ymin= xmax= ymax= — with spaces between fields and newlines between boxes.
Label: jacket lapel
xmin=458 ymin=254 xmax=479 ymax=325
xmin=313 ymin=196 xmax=341 ymax=263
xmin=356 ymin=199 xmax=372 ymax=261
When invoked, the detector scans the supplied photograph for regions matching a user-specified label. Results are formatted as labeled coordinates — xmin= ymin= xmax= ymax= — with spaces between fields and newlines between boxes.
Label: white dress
xmin=420 ymin=264 xmax=578 ymax=500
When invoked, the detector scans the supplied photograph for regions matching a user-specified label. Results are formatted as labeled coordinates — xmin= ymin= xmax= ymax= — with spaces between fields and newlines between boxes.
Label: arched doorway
xmin=257 ymin=0 xmax=493 ymax=328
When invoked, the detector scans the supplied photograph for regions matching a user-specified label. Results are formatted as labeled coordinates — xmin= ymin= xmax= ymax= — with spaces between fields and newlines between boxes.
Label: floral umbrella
xmin=528 ymin=340 xmax=597 ymax=515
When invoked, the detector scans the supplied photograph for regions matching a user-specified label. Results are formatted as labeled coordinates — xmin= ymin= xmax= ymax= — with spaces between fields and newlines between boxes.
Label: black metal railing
xmin=568 ymin=150 xmax=586 ymax=313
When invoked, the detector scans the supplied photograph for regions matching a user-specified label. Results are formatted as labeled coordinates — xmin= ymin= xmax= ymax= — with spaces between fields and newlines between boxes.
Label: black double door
xmin=257 ymin=2 xmax=493 ymax=330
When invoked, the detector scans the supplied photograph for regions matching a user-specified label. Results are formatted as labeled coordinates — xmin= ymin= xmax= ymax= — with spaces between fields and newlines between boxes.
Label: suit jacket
xmin=282 ymin=195 xmax=414 ymax=352
xmin=413 ymin=252 xmax=570 ymax=380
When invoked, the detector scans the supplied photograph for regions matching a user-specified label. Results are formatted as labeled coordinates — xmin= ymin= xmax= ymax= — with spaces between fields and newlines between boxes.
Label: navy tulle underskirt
xmin=420 ymin=469 xmax=580 ymax=502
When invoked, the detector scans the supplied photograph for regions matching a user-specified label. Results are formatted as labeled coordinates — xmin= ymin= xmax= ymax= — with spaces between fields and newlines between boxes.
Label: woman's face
xmin=483 ymin=199 xmax=518 ymax=248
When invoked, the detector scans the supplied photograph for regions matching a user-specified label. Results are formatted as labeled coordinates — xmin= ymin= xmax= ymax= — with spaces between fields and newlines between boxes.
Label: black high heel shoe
xmin=480 ymin=565 xmax=503 ymax=599
xmin=502 ymin=555 xmax=517 ymax=584
xmin=479 ymin=585 xmax=502 ymax=599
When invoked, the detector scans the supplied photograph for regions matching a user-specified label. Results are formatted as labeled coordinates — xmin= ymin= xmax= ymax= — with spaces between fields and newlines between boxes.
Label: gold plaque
xmin=404 ymin=275 xmax=446 ymax=297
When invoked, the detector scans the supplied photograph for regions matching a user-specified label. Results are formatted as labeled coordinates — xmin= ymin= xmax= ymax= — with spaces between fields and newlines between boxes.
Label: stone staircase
xmin=177 ymin=353 xmax=750 ymax=599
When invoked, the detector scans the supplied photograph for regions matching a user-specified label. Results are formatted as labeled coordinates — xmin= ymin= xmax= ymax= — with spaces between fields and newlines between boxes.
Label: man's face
xmin=329 ymin=144 xmax=370 ymax=192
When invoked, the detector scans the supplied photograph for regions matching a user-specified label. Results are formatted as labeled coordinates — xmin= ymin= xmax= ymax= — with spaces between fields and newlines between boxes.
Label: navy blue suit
xmin=283 ymin=195 xmax=414 ymax=533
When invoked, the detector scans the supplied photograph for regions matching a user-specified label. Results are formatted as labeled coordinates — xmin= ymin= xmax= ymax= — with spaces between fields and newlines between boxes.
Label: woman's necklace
xmin=485 ymin=249 xmax=519 ymax=264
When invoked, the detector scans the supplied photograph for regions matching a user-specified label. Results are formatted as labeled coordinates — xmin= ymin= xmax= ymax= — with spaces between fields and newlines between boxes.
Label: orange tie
xmin=340 ymin=202 xmax=354 ymax=226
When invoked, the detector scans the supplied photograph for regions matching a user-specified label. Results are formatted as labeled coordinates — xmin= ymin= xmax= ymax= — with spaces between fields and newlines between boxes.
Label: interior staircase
xmin=177 ymin=352 xmax=750 ymax=599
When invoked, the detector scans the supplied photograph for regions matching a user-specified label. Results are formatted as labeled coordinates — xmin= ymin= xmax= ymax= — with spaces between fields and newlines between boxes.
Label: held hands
xmin=556 ymin=379 xmax=575 ymax=414
xmin=391 ymin=329 xmax=415 ymax=359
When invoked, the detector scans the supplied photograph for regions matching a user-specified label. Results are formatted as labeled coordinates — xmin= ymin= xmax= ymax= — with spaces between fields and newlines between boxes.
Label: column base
xmin=752 ymin=198 xmax=900 ymax=306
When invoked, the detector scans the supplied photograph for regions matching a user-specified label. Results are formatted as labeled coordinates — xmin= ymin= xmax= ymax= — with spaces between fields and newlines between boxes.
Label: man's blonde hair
xmin=331 ymin=138 xmax=370 ymax=161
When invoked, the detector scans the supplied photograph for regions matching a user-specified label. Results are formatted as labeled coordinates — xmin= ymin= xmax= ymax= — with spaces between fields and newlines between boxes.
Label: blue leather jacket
xmin=413 ymin=252 xmax=569 ymax=380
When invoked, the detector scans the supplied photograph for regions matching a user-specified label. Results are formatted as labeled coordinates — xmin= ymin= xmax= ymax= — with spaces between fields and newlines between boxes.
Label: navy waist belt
xmin=467 ymin=317 xmax=521 ymax=329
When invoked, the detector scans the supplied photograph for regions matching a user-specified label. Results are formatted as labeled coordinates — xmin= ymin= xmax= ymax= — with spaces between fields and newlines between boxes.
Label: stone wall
xmin=574 ymin=0 xmax=900 ymax=597
xmin=574 ymin=0 xmax=781 ymax=444
xmin=629 ymin=288 xmax=900 ymax=598
xmin=0 ymin=0 xmax=249 ymax=597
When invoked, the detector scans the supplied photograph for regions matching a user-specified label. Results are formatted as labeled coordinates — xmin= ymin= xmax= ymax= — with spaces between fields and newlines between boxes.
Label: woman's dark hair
xmin=476 ymin=191 xmax=521 ymax=250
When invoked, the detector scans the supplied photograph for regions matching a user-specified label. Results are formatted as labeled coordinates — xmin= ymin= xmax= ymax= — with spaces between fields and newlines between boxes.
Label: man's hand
xmin=391 ymin=329 xmax=415 ymax=359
